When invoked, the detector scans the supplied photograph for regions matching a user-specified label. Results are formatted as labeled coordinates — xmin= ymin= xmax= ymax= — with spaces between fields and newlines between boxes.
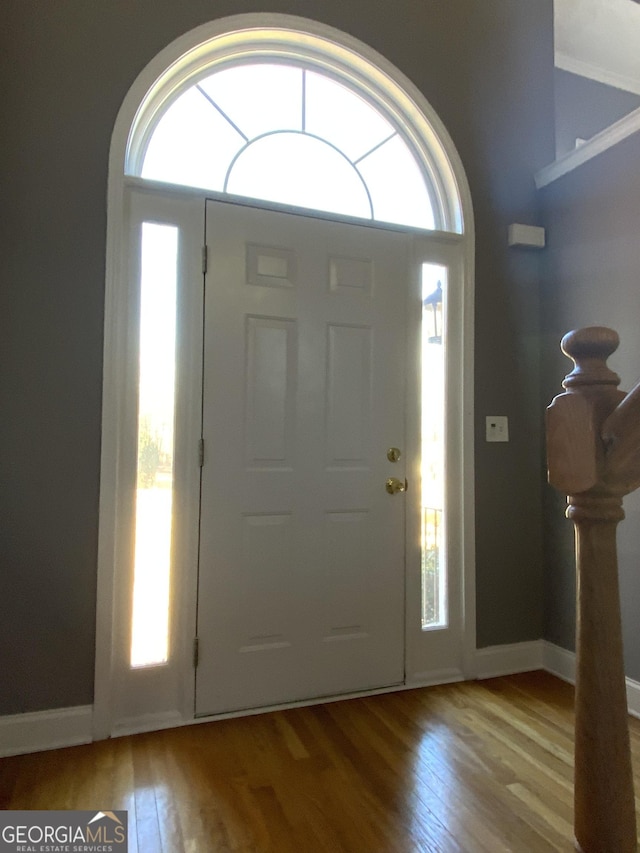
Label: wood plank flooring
xmin=1 ymin=672 xmax=639 ymax=852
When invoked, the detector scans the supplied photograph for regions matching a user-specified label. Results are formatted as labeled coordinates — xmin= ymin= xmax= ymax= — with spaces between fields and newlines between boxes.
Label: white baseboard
xmin=0 ymin=705 xmax=93 ymax=758
xmin=476 ymin=640 xmax=640 ymax=720
xmin=3 ymin=642 xmax=639 ymax=756
xmin=111 ymin=710 xmax=185 ymax=738
xmin=542 ymin=640 xmax=577 ymax=684
xmin=626 ymin=679 xmax=640 ymax=720
xmin=475 ymin=640 xmax=545 ymax=679
xmin=543 ymin=641 xmax=640 ymax=720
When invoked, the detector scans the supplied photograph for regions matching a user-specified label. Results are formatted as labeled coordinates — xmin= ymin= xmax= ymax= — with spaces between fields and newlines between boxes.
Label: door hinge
xmin=202 ymin=245 xmax=208 ymax=275
xmin=193 ymin=637 xmax=200 ymax=669
xmin=198 ymin=437 xmax=205 ymax=468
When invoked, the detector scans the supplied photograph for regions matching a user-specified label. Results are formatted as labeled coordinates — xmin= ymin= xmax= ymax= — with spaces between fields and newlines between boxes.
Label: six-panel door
xmin=195 ymin=200 xmax=410 ymax=715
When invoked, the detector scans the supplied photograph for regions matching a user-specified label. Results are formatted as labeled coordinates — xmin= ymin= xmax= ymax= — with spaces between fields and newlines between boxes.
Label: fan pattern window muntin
xmin=140 ymin=63 xmax=436 ymax=229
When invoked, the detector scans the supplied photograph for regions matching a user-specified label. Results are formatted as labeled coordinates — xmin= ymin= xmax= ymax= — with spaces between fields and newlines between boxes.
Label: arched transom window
xmin=140 ymin=63 xmax=435 ymax=228
xmin=125 ymin=20 xmax=465 ymax=233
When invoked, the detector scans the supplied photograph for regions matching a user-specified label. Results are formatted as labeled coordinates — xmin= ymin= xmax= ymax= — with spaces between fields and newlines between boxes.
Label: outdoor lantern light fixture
xmin=424 ymin=280 xmax=443 ymax=344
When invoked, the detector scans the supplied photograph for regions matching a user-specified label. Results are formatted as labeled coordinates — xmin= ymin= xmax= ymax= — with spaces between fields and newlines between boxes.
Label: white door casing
xmin=96 ymin=15 xmax=475 ymax=739
xmin=195 ymin=200 xmax=410 ymax=715
xmin=97 ymin=184 xmax=473 ymax=738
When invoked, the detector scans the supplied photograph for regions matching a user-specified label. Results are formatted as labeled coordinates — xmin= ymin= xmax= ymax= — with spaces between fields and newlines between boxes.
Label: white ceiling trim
xmin=536 ymin=105 xmax=640 ymax=188
xmin=556 ymin=51 xmax=640 ymax=98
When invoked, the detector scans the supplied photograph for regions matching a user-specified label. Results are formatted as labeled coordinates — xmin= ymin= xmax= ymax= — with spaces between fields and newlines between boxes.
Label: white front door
xmin=195 ymin=200 xmax=411 ymax=716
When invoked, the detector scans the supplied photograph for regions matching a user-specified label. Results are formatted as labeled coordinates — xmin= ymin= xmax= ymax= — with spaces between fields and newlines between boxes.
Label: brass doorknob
xmin=385 ymin=477 xmax=408 ymax=495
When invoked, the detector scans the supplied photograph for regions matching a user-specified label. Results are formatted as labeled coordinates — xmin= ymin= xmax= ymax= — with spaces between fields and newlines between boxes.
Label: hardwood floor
xmin=1 ymin=672 xmax=639 ymax=852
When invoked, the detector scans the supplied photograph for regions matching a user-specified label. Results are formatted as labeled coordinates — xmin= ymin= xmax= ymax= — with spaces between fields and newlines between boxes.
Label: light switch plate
xmin=486 ymin=416 xmax=509 ymax=442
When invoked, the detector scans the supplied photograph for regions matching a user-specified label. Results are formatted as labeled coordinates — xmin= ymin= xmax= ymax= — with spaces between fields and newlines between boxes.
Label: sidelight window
xmin=421 ymin=263 xmax=447 ymax=629
xmin=130 ymin=222 xmax=178 ymax=668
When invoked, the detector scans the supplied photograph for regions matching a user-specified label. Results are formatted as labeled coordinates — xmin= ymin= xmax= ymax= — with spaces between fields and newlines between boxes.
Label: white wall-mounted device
xmin=508 ymin=223 xmax=546 ymax=249
xmin=486 ymin=416 xmax=509 ymax=442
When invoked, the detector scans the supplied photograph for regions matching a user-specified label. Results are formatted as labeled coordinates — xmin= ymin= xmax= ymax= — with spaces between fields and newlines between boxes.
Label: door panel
xmin=195 ymin=201 xmax=410 ymax=716
xmin=244 ymin=316 xmax=296 ymax=466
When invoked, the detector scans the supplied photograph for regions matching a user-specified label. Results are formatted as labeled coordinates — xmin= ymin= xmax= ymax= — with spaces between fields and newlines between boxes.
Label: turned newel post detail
xmin=547 ymin=326 xmax=638 ymax=853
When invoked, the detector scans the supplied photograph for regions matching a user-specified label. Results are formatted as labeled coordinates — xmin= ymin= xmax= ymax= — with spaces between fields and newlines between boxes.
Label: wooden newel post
xmin=546 ymin=326 xmax=639 ymax=853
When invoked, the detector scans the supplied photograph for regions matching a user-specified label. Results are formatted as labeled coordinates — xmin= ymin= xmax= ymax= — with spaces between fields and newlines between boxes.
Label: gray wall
xmin=540 ymin=132 xmax=640 ymax=680
xmin=0 ymin=0 xmax=554 ymax=715
xmin=555 ymin=69 xmax=640 ymax=159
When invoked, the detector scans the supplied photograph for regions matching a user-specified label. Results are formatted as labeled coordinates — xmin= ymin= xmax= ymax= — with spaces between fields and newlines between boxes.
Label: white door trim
xmin=94 ymin=188 xmax=205 ymax=737
xmin=96 ymin=15 xmax=475 ymax=739
xmin=404 ymin=237 xmax=475 ymax=685
xmin=95 ymin=181 xmax=475 ymax=736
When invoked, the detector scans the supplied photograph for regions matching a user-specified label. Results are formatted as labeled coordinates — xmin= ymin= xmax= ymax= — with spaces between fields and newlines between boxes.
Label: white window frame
xmin=95 ymin=13 xmax=476 ymax=739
